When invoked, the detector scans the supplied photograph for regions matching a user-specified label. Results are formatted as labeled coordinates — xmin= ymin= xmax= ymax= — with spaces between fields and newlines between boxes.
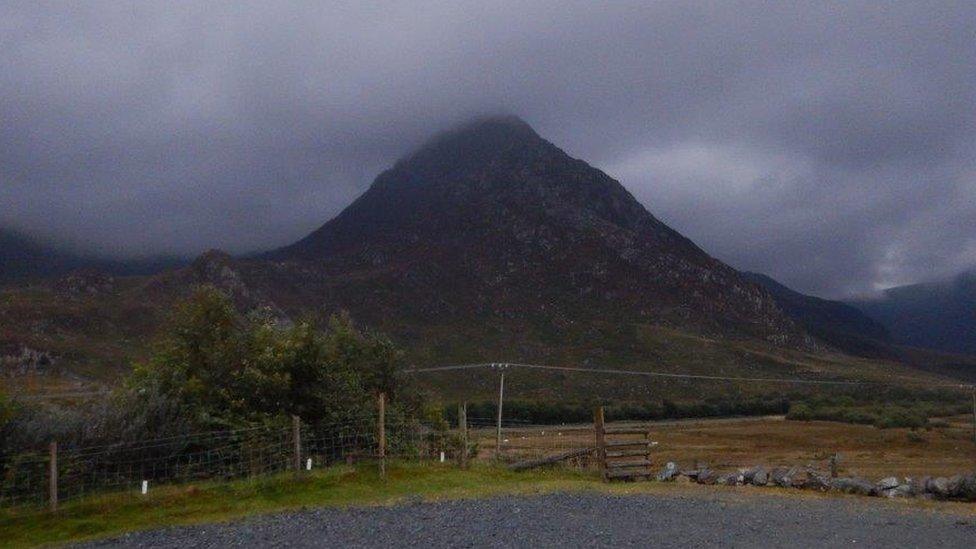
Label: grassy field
xmin=483 ymin=415 xmax=976 ymax=478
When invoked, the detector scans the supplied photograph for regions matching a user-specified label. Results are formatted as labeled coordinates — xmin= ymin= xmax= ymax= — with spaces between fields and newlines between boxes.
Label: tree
xmin=130 ymin=287 xmax=418 ymax=432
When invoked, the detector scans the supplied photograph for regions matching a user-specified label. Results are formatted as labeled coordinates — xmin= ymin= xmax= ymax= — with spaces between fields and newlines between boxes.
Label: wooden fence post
xmin=971 ymin=387 xmax=975 ymax=445
xmin=458 ymin=402 xmax=468 ymax=469
xmin=594 ymin=406 xmax=606 ymax=482
xmin=49 ymin=441 xmax=58 ymax=513
xmin=292 ymin=415 xmax=302 ymax=479
xmin=378 ymin=392 xmax=386 ymax=479
xmin=495 ymin=371 xmax=505 ymax=459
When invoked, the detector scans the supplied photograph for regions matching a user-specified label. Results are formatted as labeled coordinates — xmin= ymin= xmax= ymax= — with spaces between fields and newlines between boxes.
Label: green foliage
xmin=128 ymin=287 xmax=419 ymax=432
xmin=0 ymin=389 xmax=13 ymax=427
xmin=784 ymin=390 xmax=966 ymax=429
xmin=787 ymin=403 xmax=812 ymax=421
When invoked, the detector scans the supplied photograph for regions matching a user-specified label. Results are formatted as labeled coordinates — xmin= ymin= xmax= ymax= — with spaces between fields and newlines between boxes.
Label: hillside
xmin=849 ymin=270 xmax=976 ymax=355
xmin=741 ymin=272 xmax=890 ymax=357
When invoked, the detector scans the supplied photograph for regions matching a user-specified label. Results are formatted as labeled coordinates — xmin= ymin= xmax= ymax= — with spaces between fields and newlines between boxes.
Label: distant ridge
xmin=849 ymin=269 xmax=976 ymax=355
xmin=741 ymin=271 xmax=890 ymax=356
xmin=0 ymin=227 xmax=185 ymax=283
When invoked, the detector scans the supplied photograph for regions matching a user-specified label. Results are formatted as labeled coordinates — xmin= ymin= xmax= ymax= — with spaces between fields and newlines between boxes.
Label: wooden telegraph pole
xmin=49 ymin=441 xmax=58 ymax=513
xmin=458 ymin=402 xmax=469 ymax=468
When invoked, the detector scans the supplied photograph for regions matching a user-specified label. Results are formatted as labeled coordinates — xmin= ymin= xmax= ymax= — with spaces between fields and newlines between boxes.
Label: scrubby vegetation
xmin=785 ymin=392 xmax=971 ymax=429
xmin=447 ymin=388 xmax=969 ymax=430
xmin=1 ymin=286 xmax=426 ymax=466
xmin=448 ymin=397 xmax=792 ymax=425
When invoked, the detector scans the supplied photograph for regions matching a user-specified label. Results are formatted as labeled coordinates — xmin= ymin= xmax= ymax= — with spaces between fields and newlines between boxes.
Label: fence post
xmin=378 ymin=392 xmax=386 ymax=479
xmin=292 ymin=415 xmax=302 ymax=479
xmin=458 ymin=402 xmax=468 ymax=469
xmin=971 ymin=387 xmax=975 ymax=445
xmin=49 ymin=441 xmax=58 ymax=513
xmin=594 ymin=406 xmax=606 ymax=482
xmin=495 ymin=371 xmax=505 ymax=459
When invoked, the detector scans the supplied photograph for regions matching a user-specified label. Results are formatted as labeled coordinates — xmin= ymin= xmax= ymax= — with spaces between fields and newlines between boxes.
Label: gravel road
xmin=81 ymin=491 xmax=975 ymax=548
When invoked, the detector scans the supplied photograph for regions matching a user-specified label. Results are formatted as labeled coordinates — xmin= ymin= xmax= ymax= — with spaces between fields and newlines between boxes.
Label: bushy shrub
xmin=787 ymin=403 xmax=813 ymax=421
xmin=127 ymin=288 xmax=421 ymax=434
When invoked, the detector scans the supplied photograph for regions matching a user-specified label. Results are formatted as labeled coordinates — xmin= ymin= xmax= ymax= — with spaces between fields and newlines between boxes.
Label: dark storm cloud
xmin=1 ymin=1 xmax=974 ymax=297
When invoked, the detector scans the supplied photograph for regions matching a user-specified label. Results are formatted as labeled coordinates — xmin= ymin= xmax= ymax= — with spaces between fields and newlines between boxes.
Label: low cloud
xmin=1 ymin=1 xmax=974 ymax=297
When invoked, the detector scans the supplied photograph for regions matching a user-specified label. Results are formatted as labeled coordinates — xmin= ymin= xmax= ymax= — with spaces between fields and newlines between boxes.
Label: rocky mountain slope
xmin=849 ymin=269 xmax=976 ymax=355
xmin=258 ymin=116 xmax=805 ymax=344
xmin=741 ymin=272 xmax=890 ymax=357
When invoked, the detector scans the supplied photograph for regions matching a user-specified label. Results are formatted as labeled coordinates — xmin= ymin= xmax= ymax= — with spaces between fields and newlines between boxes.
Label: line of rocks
xmin=654 ymin=461 xmax=976 ymax=501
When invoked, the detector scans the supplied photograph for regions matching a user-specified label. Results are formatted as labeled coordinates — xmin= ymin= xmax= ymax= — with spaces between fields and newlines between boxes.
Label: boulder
xmin=881 ymin=483 xmax=914 ymax=498
xmin=907 ymin=477 xmax=928 ymax=496
xmin=751 ymin=467 xmax=769 ymax=486
xmin=742 ymin=466 xmax=768 ymax=486
xmin=770 ymin=466 xmax=797 ymax=488
xmin=925 ymin=477 xmax=950 ymax=499
xmin=717 ymin=472 xmax=741 ymax=486
xmin=876 ymin=477 xmax=899 ymax=491
xmin=956 ymin=474 xmax=976 ymax=501
xmin=656 ymin=462 xmax=678 ymax=482
xmin=696 ymin=468 xmax=718 ymax=485
xmin=830 ymin=477 xmax=876 ymax=496
xmin=946 ymin=475 xmax=964 ymax=498
xmin=797 ymin=469 xmax=831 ymax=491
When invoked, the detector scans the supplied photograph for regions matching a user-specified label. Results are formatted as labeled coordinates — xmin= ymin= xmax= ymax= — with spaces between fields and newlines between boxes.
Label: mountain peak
xmin=266 ymin=120 xmax=804 ymax=345
xmin=391 ymin=115 xmax=549 ymax=179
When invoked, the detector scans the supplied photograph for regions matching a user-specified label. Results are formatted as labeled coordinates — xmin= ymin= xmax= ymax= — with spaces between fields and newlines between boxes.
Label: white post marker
xmin=440 ymin=451 xmax=445 ymax=463
xmin=306 ymin=458 xmax=312 ymax=471
xmin=141 ymin=480 xmax=148 ymax=495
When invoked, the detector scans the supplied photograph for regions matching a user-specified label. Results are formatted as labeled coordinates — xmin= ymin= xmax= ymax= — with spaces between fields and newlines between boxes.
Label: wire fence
xmin=5 ymin=362 xmax=976 ymax=512
xmin=0 ymin=412 xmax=451 ymax=509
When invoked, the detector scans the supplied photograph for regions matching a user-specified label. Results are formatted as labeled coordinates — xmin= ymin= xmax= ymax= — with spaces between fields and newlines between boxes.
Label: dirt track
xmin=82 ymin=491 xmax=975 ymax=548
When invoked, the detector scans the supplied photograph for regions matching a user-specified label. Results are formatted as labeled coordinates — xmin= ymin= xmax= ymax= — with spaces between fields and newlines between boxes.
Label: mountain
xmin=262 ymin=116 xmax=804 ymax=344
xmin=13 ymin=116 xmax=899 ymax=401
xmin=0 ymin=228 xmax=184 ymax=284
xmin=849 ymin=270 xmax=976 ymax=355
xmin=741 ymin=272 xmax=890 ymax=356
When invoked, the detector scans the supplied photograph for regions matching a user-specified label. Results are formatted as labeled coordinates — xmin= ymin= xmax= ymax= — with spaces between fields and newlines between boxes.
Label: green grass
xmin=0 ymin=462 xmax=599 ymax=548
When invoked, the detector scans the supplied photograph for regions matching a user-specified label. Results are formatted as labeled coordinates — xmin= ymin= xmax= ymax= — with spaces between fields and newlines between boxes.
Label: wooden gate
xmin=594 ymin=407 xmax=654 ymax=481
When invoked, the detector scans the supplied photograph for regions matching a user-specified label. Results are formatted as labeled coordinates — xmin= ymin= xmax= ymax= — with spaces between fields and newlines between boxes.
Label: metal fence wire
xmin=0 ymin=413 xmax=445 ymax=509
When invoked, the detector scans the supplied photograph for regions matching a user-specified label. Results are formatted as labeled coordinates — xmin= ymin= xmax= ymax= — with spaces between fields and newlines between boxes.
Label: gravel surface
xmin=80 ymin=492 xmax=976 ymax=548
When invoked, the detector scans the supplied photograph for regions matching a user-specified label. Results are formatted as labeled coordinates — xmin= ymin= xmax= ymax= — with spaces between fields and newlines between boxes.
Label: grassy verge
xmin=5 ymin=455 xmax=975 ymax=548
xmin=0 ymin=462 xmax=598 ymax=548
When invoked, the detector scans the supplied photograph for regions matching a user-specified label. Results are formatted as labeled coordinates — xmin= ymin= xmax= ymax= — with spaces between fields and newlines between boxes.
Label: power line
xmin=405 ymin=362 xmax=974 ymax=389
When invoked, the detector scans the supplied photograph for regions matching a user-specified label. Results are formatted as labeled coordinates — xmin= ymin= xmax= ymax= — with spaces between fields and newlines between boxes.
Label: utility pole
xmin=971 ymin=386 xmax=975 ymax=445
xmin=495 ymin=364 xmax=506 ymax=459
xmin=458 ymin=401 xmax=468 ymax=468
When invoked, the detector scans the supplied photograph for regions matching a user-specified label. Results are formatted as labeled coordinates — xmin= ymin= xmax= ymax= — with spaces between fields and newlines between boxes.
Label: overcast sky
xmin=2 ymin=1 xmax=974 ymax=298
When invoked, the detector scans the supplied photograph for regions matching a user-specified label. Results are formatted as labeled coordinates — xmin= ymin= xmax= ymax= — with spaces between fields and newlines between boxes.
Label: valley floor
xmin=485 ymin=415 xmax=976 ymax=479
